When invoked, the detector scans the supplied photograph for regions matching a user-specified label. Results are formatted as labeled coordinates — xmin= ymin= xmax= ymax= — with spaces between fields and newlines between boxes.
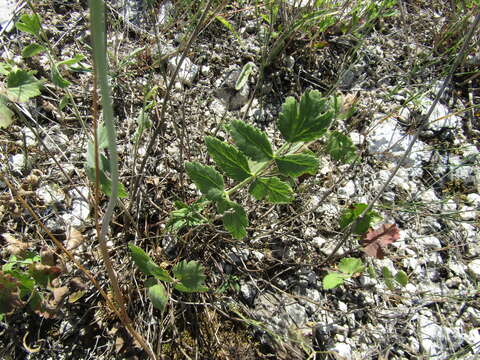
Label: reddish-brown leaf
xmin=361 ymin=224 xmax=400 ymax=259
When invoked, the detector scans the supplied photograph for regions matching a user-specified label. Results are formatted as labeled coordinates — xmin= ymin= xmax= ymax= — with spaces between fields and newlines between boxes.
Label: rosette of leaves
xmin=184 ymin=90 xmax=357 ymax=239
xmin=129 ymin=244 xmax=208 ymax=312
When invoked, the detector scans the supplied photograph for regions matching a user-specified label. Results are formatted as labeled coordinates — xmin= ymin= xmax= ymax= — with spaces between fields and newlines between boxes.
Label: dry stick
xmin=129 ymin=0 xmax=216 ymax=215
xmin=320 ymin=12 xmax=480 ymax=267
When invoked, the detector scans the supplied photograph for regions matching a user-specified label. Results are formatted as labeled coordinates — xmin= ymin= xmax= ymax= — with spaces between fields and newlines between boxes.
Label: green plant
xmin=181 ymin=90 xmax=357 ymax=239
xmin=215 ymin=274 xmax=241 ymax=294
xmin=166 ymin=199 xmax=209 ymax=233
xmin=381 ymin=266 xmax=408 ymax=290
xmin=0 ymin=253 xmax=61 ymax=320
xmin=323 ymin=257 xmax=364 ymax=290
xmin=129 ymin=244 xmax=208 ymax=312
xmin=339 ymin=203 xmax=382 ymax=235
xmin=0 ymin=62 xmax=44 ymax=128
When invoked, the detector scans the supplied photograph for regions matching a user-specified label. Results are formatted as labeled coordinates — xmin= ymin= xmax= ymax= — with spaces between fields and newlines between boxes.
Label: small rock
xmin=467 ymin=259 xmax=480 ymax=279
xmin=36 ymin=184 xmax=65 ymax=206
xmin=459 ymin=206 xmax=477 ymax=221
xmin=9 ymin=154 xmax=27 ymax=173
xmin=421 ymin=99 xmax=461 ymax=131
xmin=240 ymin=283 xmax=257 ymax=306
xmin=466 ymin=193 xmax=480 ymax=207
xmin=420 ymin=188 xmax=439 ymax=203
xmin=156 ymin=0 xmax=173 ymax=25
xmin=367 ymin=116 xmax=429 ymax=171
xmin=312 ymin=236 xmax=327 ymax=249
xmin=167 ymin=56 xmax=198 ymax=86
xmin=284 ymin=303 xmax=308 ymax=326
xmin=0 ymin=0 xmax=17 ymax=32
xmin=417 ymin=235 xmax=442 ymax=249
xmin=338 ymin=180 xmax=356 ymax=198
xmin=328 ymin=342 xmax=352 ymax=359
xmin=302 ymin=227 xmax=316 ymax=239
xmin=445 ymin=276 xmax=462 ymax=288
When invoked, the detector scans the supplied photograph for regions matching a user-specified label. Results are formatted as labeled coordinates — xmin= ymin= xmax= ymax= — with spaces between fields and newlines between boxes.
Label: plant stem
xmin=88 ymin=1 xmax=156 ymax=359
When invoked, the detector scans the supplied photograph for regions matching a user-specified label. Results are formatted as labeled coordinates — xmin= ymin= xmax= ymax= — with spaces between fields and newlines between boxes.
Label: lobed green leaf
xmin=205 ymin=136 xmax=251 ymax=181
xmin=6 ymin=70 xmax=43 ymax=103
xmin=218 ymin=200 xmax=248 ymax=239
xmin=148 ymin=283 xmax=168 ymax=312
xmin=249 ymin=177 xmax=294 ymax=204
xmin=278 ymin=90 xmax=333 ymax=143
xmin=15 ymin=14 xmax=41 ymax=37
xmin=185 ymin=162 xmax=225 ymax=201
xmin=323 ymin=272 xmax=348 ymax=290
xmin=339 ymin=203 xmax=382 ymax=235
xmin=275 ymin=153 xmax=319 ymax=177
xmin=326 ymin=131 xmax=358 ymax=163
xmin=173 ymin=260 xmax=208 ymax=293
xmin=128 ymin=244 xmax=173 ymax=282
xmin=0 ymin=96 xmax=14 ymax=129
xmin=21 ymin=44 xmax=45 ymax=58
xmin=228 ymin=120 xmax=273 ymax=162
xmin=338 ymin=257 xmax=364 ymax=275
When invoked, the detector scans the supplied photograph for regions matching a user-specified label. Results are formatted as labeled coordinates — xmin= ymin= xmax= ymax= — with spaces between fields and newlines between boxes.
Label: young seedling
xmin=181 ymin=90 xmax=357 ymax=239
xmin=323 ymin=257 xmax=364 ymax=290
xmin=129 ymin=244 xmax=208 ymax=312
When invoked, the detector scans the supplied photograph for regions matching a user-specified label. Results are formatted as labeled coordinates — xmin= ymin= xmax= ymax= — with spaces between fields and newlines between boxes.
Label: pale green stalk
xmin=88 ymin=1 xmax=156 ymax=359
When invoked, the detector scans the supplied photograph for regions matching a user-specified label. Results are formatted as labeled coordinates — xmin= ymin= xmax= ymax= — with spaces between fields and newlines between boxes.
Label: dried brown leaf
xmin=0 ymin=272 xmax=24 ymax=314
xmin=3 ymin=233 xmax=29 ymax=256
xmin=66 ymin=227 xmax=85 ymax=251
xmin=52 ymin=286 xmax=69 ymax=304
xmin=361 ymin=224 xmax=400 ymax=259
xmin=40 ymin=247 xmax=55 ymax=266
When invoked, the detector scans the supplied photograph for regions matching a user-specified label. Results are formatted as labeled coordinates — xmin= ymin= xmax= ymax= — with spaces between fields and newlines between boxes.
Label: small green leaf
xmin=97 ymin=123 xmax=109 ymax=149
xmin=15 ymin=14 xmax=41 ymax=37
xmin=6 ymin=70 xmax=43 ymax=103
xmin=205 ymin=136 xmax=251 ymax=181
xmin=323 ymin=272 xmax=348 ymax=289
xmin=394 ymin=270 xmax=408 ymax=287
xmin=235 ymin=62 xmax=255 ymax=91
xmin=21 ymin=44 xmax=45 ymax=58
xmin=59 ymin=95 xmax=70 ymax=110
xmin=148 ymin=283 xmax=168 ymax=312
xmin=381 ymin=266 xmax=393 ymax=279
xmin=185 ymin=162 xmax=224 ymax=201
xmin=0 ymin=96 xmax=14 ymax=128
xmin=221 ymin=201 xmax=248 ymax=239
xmin=128 ymin=244 xmax=173 ymax=282
xmin=173 ymin=260 xmax=208 ymax=293
xmin=215 ymin=15 xmax=242 ymax=44
xmin=166 ymin=199 xmax=208 ymax=232
xmin=278 ymin=90 xmax=333 ymax=143
xmin=382 ymin=266 xmax=395 ymax=290
xmin=339 ymin=203 xmax=382 ymax=235
xmin=275 ymin=153 xmax=319 ymax=177
xmin=338 ymin=257 xmax=364 ymax=275
xmin=249 ymin=177 xmax=294 ymax=204
xmin=326 ymin=131 xmax=358 ymax=163
xmin=56 ymin=55 xmax=84 ymax=67
xmin=228 ymin=120 xmax=273 ymax=162
xmin=0 ymin=62 xmax=15 ymax=75
xmin=51 ymin=65 xmax=70 ymax=88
